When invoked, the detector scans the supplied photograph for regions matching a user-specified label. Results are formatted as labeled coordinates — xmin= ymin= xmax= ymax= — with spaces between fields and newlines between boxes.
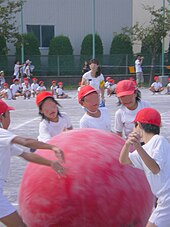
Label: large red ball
xmin=19 ymin=129 xmax=153 ymax=227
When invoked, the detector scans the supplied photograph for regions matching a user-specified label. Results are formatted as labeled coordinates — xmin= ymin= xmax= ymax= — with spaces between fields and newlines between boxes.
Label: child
xmin=119 ymin=107 xmax=170 ymax=227
xmin=36 ymin=80 xmax=46 ymax=94
xmin=0 ymin=71 xmax=5 ymax=90
xmin=36 ymin=91 xmax=73 ymax=142
xmin=81 ymin=58 xmax=105 ymax=107
xmin=149 ymin=76 xmax=164 ymax=94
xmin=129 ymin=76 xmax=137 ymax=86
xmin=31 ymin=77 xmax=39 ymax=97
xmin=10 ymin=78 xmax=23 ymax=100
xmin=22 ymin=80 xmax=31 ymax=99
xmin=13 ymin=60 xmax=23 ymax=79
xmin=0 ymin=100 xmax=65 ymax=227
xmin=0 ymin=83 xmax=12 ymax=100
xmin=114 ymin=80 xmax=150 ymax=139
xmin=166 ymin=77 xmax=170 ymax=94
xmin=50 ymin=80 xmax=58 ymax=97
xmin=105 ymin=79 xmax=116 ymax=97
xmin=56 ymin=82 xmax=70 ymax=99
xmin=78 ymin=85 xmax=111 ymax=131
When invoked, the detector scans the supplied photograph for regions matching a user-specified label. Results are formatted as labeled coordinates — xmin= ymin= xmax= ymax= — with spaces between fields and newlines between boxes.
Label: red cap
xmin=36 ymin=91 xmax=53 ymax=106
xmin=3 ymin=82 xmax=8 ymax=87
xmin=0 ymin=100 xmax=14 ymax=114
xmin=115 ymin=80 xmax=136 ymax=97
xmin=168 ymin=77 xmax=170 ymax=81
xmin=134 ymin=108 xmax=161 ymax=127
xmin=129 ymin=77 xmax=135 ymax=81
xmin=32 ymin=77 xmax=37 ymax=81
xmin=78 ymin=85 xmax=97 ymax=103
xmin=52 ymin=80 xmax=56 ymax=84
xmin=38 ymin=80 xmax=44 ymax=85
xmin=58 ymin=82 xmax=63 ymax=85
xmin=108 ymin=79 xmax=114 ymax=83
xmin=154 ymin=76 xmax=159 ymax=81
xmin=13 ymin=78 xmax=19 ymax=83
xmin=106 ymin=76 xmax=111 ymax=81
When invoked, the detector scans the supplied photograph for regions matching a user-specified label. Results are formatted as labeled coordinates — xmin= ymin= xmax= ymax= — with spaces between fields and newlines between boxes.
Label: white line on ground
xmin=10 ymin=117 xmax=40 ymax=130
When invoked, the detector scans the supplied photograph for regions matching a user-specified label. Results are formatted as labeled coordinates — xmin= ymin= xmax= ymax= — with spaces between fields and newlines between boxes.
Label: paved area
xmin=1 ymin=88 xmax=170 ymax=226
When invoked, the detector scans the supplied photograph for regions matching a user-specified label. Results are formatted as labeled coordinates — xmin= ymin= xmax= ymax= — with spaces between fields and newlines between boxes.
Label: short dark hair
xmin=135 ymin=122 xmax=160 ymax=135
xmin=38 ymin=97 xmax=62 ymax=121
xmin=117 ymin=89 xmax=141 ymax=106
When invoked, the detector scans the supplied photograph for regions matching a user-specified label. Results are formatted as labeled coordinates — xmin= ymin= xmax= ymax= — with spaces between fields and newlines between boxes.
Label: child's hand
xmin=51 ymin=161 xmax=66 ymax=176
xmin=52 ymin=146 xmax=65 ymax=163
xmin=127 ymin=132 xmax=141 ymax=147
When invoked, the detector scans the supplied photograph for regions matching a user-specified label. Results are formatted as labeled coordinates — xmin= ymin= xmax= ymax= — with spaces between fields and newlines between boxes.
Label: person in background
xmin=81 ymin=58 xmax=105 ymax=107
xmin=0 ymin=71 xmax=5 ymax=90
xmin=36 ymin=91 xmax=73 ymax=142
xmin=105 ymin=79 xmax=116 ymax=97
xmin=22 ymin=80 xmax=31 ymax=99
xmin=78 ymin=85 xmax=111 ymax=131
xmin=50 ymin=80 xmax=58 ymax=97
xmin=166 ymin=77 xmax=170 ymax=94
xmin=114 ymin=80 xmax=150 ymax=139
xmin=31 ymin=77 xmax=39 ymax=97
xmin=135 ymin=55 xmax=144 ymax=87
xmin=0 ymin=99 xmax=65 ymax=227
xmin=56 ymin=82 xmax=70 ymax=99
xmin=82 ymin=61 xmax=90 ymax=74
xmin=0 ymin=83 xmax=12 ymax=100
xmin=149 ymin=76 xmax=164 ymax=95
xmin=10 ymin=79 xmax=23 ymax=100
xmin=129 ymin=77 xmax=137 ymax=86
xmin=36 ymin=80 xmax=46 ymax=94
xmin=119 ymin=107 xmax=170 ymax=227
xmin=13 ymin=60 xmax=23 ymax=79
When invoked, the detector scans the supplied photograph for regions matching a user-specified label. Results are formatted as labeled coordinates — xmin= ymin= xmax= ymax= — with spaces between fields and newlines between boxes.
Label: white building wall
xmin=12 ymin=0 xmax=132 ymax=55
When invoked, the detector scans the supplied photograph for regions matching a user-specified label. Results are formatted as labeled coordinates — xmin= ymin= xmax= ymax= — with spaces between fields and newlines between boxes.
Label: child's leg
xmin=146 ymin=222 xmax=157 ymax=227
xmin=0 ymin=211 xmax=26 ymax=227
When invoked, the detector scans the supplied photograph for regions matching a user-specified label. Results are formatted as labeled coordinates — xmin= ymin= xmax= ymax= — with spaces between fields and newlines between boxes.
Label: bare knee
xmin=146 ymin=221 xmax=157 ymax=227
xmin=0 ymin=211 xmax=27 ymax=227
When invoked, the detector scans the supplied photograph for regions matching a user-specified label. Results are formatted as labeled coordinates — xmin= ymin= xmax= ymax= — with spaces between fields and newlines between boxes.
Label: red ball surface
xmin=19 ymin=129 xmax=154 ymax=227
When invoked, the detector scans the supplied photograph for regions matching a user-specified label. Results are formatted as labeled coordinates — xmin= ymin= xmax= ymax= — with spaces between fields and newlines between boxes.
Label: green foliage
xmin=15 ymin=33 xmax=40 ymax=56
xmin=0 ymin=0 xmax=23 ymax=41
xmin=0 ymin=35 xmax=7 ymax=55
xmin=48 ymin=36 xmax=74 ymax=75
xmin=141 ymin=34 xmax=162 ymax=55
xmin=80 ymin=34 xmax=103 ymax=56
xmin=110 ymin=33 xmax=133 ymax=54
xmin=49 ymin=35 xmax=73 ymax=55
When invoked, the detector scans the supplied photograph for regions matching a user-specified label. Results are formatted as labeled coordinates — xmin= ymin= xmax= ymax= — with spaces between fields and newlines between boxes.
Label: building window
xmin=27 ymin=25 xmax=54 ymax=47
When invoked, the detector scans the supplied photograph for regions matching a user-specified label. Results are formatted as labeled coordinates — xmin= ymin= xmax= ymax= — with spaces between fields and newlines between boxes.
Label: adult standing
xmin=13 ymin=60 xmax=23 ymax=79
xmin=81 ymin=58 xmax=105 ymax=107
xmin=135 ymin=55 xmax=144 ymax=87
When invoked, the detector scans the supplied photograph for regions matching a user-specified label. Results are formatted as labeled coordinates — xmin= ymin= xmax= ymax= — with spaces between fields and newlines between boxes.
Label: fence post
xmin=57 ymin=56 xmax=60 ymax=76
xmin=125 ymin=54 xmax=128 ymax=75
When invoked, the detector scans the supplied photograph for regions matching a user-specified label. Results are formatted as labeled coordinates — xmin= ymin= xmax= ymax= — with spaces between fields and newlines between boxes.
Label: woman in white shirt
xmin=36 ymin=91 xmax=73 ymax=142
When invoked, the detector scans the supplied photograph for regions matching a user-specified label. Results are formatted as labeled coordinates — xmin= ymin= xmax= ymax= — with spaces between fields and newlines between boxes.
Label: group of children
xmin=0 ymin=77 xmax=70 ymax=100
xmin=1 ymin=56 xmax=170 ymax=226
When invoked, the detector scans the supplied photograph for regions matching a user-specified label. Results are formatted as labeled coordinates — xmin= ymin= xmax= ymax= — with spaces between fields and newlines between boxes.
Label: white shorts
xmin=149 ymin=193 xmax=170 ymax=227
xmin=0 ymin=187 xmax=16 ymax=219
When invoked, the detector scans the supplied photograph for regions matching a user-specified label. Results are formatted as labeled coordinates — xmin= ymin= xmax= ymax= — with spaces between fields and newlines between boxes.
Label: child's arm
xmin=127 ymin=132 xmax=160 ymax=174
xmin=119 ymin=140 xmax=132 ymax=165
xmin=19 ymin=152 xmax=65 ymax=175
xmin=11 ymin=136 xmax=64 ymax=163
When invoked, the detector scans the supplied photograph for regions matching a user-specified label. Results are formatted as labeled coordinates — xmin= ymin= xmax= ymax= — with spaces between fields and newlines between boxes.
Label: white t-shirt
xmin=23 ymin=84 xmax=31 ymax=92
xmin=10 ymin=84 xmax=20 ymax=95
xmin=50 ymin=85 xmax=58 ymax=93
xmin=1 ymin=88 xmax=12 ymax=100
xmin=82 ymin=70 xmax=104 ymax=92
xmin=56 ymin=87 xmax=64 ymax=96
xmin=114 ymin=100 xmax=150 ymax=139
xmin=129 ymin=135 xmax=170 ymax=197
xmin=151 ymin=82 xmax=163 ymax=91
xmin=167 ymin=82 xmax=170 ymax=88
xmin=0 ymin=129 xmax=23 ymax=181
xmin=31 ymin=83 xmax=39 ymax=92
xmin=37 ymin=86 xmax=46 ymax=92
xmin=80 ymin=107 xmax=111 ymax=131
xmin=135 ymin=59 xmax=142 ymax=73
xmin=13 ymin=64 xmax=20 ymax=78
xmin=38 ymin=112 xmax=72 ymax=142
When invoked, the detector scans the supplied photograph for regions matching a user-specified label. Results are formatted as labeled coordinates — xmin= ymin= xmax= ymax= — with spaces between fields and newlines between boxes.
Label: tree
xmin=0 ymin=35 xmax=7 ymax=55
xmin=110 ymin=33 xmax=133 ymax=55
xmin=123 ymin=2 xmax=170 ymax=84
xmin=0 ymin=0 xmax=23 ymax=41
